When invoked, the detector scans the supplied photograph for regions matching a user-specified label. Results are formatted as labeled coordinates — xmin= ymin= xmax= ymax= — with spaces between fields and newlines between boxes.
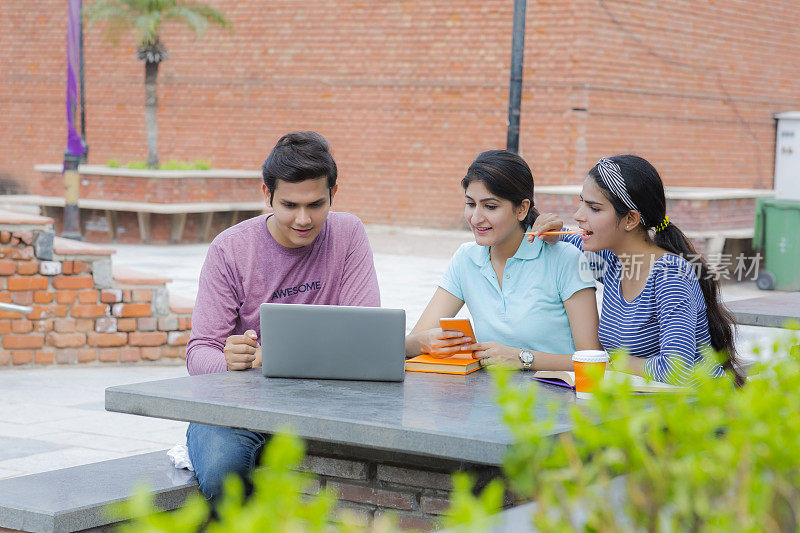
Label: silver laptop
xmin=260 ymin=303 xmax=406 ymax=381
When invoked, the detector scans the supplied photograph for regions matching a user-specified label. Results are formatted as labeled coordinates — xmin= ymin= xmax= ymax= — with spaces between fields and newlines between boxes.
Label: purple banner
xmin=65 ymin=0 xmax=85 ymax=158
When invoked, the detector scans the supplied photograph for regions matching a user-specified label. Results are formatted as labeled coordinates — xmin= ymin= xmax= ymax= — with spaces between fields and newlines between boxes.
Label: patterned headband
xmin=595 ymin=158 xmax=645 ymax=226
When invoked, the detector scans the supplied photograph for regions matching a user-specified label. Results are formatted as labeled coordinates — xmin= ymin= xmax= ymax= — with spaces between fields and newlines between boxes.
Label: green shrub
xmin=158 ymin=159 xmax=180 ymax=170
xmin=111 ymin=432 xmax=360 ymax=532
xmin=442 ymin=473 xmax=505 ymax=531
xmin=116 ymin=327 xmax=800 ymax=531
xmin=126 ymin=160 xmax=148 ymax=169
xmin=447 ymin=323 xmax=800 ymax=532
xmin=109 ymin=159 xmax=213 ymax=170
xmin=158 ymin=159 xmax=185 ymax=170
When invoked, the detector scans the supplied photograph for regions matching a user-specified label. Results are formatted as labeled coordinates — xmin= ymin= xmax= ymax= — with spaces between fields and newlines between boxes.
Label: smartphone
xmin=439 ymin=318 xmax=476 ymax=357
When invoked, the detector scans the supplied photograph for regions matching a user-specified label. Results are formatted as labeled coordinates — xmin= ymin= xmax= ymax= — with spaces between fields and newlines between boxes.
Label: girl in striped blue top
xmin=530 ymin=155 xmax=744 ymax=386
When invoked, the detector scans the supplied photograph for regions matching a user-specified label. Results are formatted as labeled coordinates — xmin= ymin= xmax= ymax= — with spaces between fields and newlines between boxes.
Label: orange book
xmin=405 ymin=354 xmax=482 ymax=375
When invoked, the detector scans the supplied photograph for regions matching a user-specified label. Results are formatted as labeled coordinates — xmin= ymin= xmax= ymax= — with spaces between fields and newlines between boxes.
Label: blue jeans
xmin=186 ymin=423 xmax=267 ymax=500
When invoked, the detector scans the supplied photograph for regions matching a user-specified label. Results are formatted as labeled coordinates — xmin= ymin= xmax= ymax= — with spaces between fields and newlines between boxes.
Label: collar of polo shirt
xmin=466 ymin=231 xmax=544 ymax=266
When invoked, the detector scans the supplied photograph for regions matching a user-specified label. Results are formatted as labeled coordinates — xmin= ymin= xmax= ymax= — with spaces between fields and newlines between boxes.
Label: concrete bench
xmin=0 ymin=451 xmax=197 ymax=533
xmin=0 ymin=194 xmax=264 ymax=243
xmin=682 ymin=227 xmax=755 ymax=266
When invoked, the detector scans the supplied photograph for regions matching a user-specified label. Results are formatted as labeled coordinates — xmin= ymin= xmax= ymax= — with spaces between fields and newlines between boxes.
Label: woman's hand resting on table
xmin=415 ymin=328 xmax=473 ymax=358
xmin=468 ymin=341 xmax=523 ymax=369
xmin=526 ymin=213 xmax=564 ymax=244
xmin=224 ymin=330 xmax=261 ymax=370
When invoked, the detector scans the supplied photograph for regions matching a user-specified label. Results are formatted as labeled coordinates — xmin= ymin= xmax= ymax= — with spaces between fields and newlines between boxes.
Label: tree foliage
xmin=85 ymin=0 xmax=230 ymax=50
xmin=84 ymin=0 xmax=230 ymax=167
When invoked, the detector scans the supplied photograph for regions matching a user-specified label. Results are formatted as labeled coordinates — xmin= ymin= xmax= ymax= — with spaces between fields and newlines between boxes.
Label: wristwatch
xmin=518 ymin=349 xmax=534 ymax=371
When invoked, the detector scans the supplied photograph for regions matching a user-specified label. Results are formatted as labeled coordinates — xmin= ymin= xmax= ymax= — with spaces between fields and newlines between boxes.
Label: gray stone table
xmin=726 ymin=292 xmax=800 ymax=328
xmin=105 ymin=369 xmax=577 ymax=466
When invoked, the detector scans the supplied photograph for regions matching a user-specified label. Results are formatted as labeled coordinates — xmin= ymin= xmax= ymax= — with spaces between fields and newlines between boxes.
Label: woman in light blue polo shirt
xmin=405 ymin=150 xmax=601 ymax=371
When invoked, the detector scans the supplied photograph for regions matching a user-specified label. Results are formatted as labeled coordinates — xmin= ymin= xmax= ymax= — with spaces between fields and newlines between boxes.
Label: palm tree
xmin=85 ymin=0 xmax=230 ymax=168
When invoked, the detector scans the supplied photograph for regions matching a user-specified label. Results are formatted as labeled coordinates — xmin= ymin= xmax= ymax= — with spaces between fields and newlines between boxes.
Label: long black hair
xmin=589 ymin=155 xmax=744 ymax=386
xmin=461 ymin=150 xmax=539 ymax=229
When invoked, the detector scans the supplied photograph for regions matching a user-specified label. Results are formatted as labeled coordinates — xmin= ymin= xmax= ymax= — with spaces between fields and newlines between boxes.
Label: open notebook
xmin=532 ymin=370 xmax=689 ymax=393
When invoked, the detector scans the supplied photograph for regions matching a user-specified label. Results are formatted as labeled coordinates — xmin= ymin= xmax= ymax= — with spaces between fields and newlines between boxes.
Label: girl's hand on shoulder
xmin=469 ymin=342 xmax=521 ymax=369
xmin=527 ymin=213 xmax=564 ymax=244
xmin=419 ymin=328 xmax=473 ymax=358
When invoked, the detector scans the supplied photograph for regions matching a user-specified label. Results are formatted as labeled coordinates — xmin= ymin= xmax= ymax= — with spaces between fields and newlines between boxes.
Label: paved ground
xmin=0 ymin=225 xmax=786 ymax=480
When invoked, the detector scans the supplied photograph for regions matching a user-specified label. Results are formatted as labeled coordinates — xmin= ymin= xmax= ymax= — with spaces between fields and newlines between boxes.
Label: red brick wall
xmin=0 ymin=226 xmax=192 ymax=366
xmin=298 ymin=448 xmax=510 ymax=530
xmin=535 ymin=194 xmax=759 ymax=233
xmin=571 ymin=0 xmax=797 ymax=189
xmin=1 ymin=1 xmax=798 ymax=230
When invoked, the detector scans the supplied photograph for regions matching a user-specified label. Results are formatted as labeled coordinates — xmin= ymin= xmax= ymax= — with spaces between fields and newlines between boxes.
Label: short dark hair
xmin=261 ymin=131 xmax=337 ymax=204
xmin=461 ymin=150 xmax=539 ymax=229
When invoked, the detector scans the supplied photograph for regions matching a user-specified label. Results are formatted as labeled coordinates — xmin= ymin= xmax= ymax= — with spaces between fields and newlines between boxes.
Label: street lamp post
xmin=62 ymin=151 xmax=82 ymax=240
xmin=63 ymin=0 xmax=86 ymax=240
xmin=79 ymin=0 xmax=88 ymax=165
xmin=506 ymin=0 xmax=527 ymax=154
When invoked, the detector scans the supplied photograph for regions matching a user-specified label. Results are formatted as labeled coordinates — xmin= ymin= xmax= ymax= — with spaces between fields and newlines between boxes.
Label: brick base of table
xmin=298 ymin=441 xmax=510 ymax=530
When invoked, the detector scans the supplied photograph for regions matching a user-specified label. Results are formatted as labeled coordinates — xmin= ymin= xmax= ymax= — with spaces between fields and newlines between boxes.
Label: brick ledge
xmin=113 ymin=265 xmax=172 ymax=285
xmin=169 ymin=294 xmax=194 ymax=315
xmin=0 ymin=209 xmax=54 ymax=227
xmin=34 ymin=164 xmax=261 ymax=179
xmin=53 ymin=236 xmax=115 ymax=257
xmin=536 ymin=185 xmax=775 ymax=201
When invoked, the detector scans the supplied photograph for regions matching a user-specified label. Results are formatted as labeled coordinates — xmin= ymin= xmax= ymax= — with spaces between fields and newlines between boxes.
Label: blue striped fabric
xmin=563 ymin=233 xmax=725 ymax=386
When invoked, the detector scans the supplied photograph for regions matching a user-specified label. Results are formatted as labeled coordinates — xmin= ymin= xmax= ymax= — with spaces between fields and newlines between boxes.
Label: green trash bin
xmin=753 ymin=197 xmax=800 ymax=291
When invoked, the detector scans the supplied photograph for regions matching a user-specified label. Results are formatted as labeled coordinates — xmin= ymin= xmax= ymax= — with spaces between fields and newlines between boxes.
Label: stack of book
xmin=404 ymin=354 xmax=481 ymax=375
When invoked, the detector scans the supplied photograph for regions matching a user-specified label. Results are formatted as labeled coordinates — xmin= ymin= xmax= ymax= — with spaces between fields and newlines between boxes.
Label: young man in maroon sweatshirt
xmin=186 ymin=131 xmax=380 ymax=499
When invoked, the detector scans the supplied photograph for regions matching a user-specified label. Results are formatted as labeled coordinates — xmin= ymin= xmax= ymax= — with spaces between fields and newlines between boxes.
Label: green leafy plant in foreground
xmin=116 ymin=326 xmax=800 ymax=532
xmin=441 ymin=473 xmax=505 ymax=532
xmin=114 ymin=431 xmax=500 ymax=532
xmin=112 ymin=433 xmax=358 ymax=532
xmin=448 ymin=322 xmax=800 ymax=532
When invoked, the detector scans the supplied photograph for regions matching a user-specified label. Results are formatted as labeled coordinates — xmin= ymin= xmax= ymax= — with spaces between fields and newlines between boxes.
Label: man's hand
xmin=252 ymin=344 xmax=262 ymax=368
xmin=418 ymin=328 xmax=473 ymax=358
xmin=224 ymin=330 xmax=260 ymax=371
xmin=469 ymin=342 xmax=522 ymax=369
